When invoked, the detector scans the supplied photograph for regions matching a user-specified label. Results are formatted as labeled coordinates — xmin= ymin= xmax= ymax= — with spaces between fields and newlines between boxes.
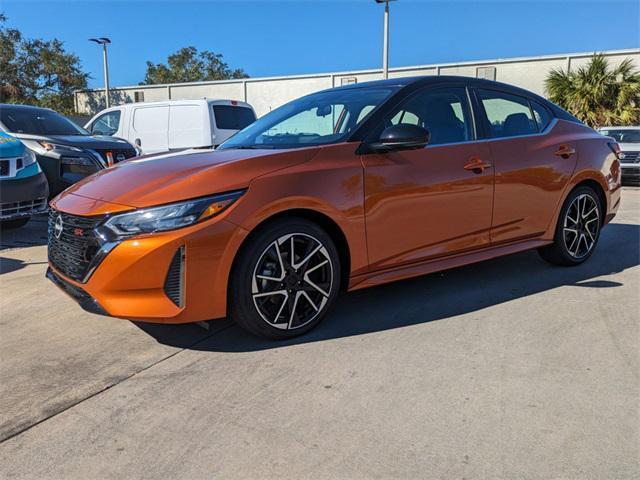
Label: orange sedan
xmin=47 ymin=77 xmax=621 ymax=339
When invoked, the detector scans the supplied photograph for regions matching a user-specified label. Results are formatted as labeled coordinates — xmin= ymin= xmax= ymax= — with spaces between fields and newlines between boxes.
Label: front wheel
xmin=538 ymin=186 xmax=603 ymax=266
xmin=229 ymin=218 xmax=341 ymax=339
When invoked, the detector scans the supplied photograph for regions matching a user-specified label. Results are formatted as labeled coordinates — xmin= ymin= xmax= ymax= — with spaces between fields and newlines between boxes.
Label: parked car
xmin=0 ymin=104 xmax=137 ymax=197
xmin=84 ymin=99 xmax=257 ymax=155
xmin=0 ymin=132 xmax=48 ymax=229
xmin=598 ymin=126 xmax=640 ymax=185
xmin=47 ymin=76 xmax=621 ymax=339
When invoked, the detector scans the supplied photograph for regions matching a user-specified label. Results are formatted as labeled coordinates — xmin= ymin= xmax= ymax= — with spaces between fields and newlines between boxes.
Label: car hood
xmin=53 ymin=147 xmax=319 ymax=212
xmin=618 ymin=143 xmax=640 ymax=152
xmin=12 ymin=133 xmax=134 ymax=150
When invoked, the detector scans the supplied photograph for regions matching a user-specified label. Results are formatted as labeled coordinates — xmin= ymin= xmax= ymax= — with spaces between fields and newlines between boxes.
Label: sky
xmin=3 ymin=0 xmax=639 ymax=89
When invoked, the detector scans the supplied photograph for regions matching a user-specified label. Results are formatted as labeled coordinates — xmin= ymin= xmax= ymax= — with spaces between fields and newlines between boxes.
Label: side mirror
xmin=365 ymin=124 xmax=430 ymax=153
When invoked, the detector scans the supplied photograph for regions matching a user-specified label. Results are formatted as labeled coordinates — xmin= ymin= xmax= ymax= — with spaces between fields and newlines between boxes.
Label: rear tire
xmin=0 ymin=217 xmax=30 ymax=230
xmin=538 ymin=186 xmax=602 ymax=266
xmin=229 ymin=217 xmax=341 ymax=339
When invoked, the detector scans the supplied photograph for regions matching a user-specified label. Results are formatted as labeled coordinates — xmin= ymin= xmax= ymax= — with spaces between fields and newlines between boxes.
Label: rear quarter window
xmin=213 ymin=106 xmax=256 ymax=130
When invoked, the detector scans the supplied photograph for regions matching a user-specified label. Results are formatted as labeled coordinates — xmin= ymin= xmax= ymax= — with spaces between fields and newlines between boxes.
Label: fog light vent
xmin=164 ymin=246 xmax=185 ymax=307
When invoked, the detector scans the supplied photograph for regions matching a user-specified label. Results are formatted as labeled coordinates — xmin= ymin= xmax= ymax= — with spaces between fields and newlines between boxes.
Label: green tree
xmin=142 ymin=46 xmax=248 ymax=85
xmin=545 ymin=54 xmax=640 ymax=128
xmin=0 ymin=14 xmax=89 ymax=114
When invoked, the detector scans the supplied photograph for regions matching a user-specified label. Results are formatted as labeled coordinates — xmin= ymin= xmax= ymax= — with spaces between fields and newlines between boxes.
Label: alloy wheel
xmin=251 ymin=233 xmax=333 ymax=330
xmin=562 ymin=193 xmax=600 ymax=259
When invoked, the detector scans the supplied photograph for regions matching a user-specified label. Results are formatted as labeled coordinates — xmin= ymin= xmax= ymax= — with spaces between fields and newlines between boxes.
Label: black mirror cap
xmin=362 ymin=124 xmax=430 ymax=154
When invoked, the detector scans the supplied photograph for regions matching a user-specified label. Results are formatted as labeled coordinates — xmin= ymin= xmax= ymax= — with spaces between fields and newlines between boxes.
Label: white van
xmin=84 ymin=99 xmax=257 ymax=154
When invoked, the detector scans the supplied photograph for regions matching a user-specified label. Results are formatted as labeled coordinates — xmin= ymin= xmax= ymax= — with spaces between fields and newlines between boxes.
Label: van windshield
xmin=218 ymin=86 xmax=399 ymax=150
xmin=600 ymin=129 xmax=640 ymax=144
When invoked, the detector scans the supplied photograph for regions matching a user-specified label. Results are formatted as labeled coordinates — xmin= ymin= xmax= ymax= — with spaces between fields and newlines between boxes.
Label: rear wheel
xmin=0 ymin=217 xmax=30 ymax=230
xmin=538 ymin=186 xmax=602 ymax=266
xmin=229 ymin=218 xmax=341 ymax=339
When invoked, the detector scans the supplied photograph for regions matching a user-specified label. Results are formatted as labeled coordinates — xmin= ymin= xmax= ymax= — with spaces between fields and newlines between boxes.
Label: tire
xmin=0 ymin=217 xmax=30 ymax=230
xmin=229 ymin=217 xmax=341 ymax=340
xmin=538 ymin=186 xmax=603 ymax=266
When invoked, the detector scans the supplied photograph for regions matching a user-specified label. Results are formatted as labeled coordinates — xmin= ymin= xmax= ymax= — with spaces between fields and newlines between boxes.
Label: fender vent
xmin=164 ymin=246 xmax=185 ymax=307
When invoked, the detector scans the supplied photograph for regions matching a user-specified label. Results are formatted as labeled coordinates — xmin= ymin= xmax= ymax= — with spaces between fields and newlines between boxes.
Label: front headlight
xmin=100 ymin=191 xmax=244 ymax=239
xmin=22 ymin=148 xmax=37 ymax=167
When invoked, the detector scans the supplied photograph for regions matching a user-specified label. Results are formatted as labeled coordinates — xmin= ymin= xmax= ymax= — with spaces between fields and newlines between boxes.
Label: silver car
xmin=599 ymin=126 xmax=640 ymax=185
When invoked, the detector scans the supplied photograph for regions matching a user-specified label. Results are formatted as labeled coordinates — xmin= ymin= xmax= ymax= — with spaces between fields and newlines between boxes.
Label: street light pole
xmin=382 ymin=0 xmax=389 ymax=79
xmin=89 ymin=38 xmax=112 ymax=108
xmin=375 ymin=0 xmax=396 ymax=80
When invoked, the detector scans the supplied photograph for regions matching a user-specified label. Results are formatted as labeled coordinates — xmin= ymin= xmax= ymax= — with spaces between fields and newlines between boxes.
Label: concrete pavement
xmin=1 ymin=188 xmax=638 ymax=479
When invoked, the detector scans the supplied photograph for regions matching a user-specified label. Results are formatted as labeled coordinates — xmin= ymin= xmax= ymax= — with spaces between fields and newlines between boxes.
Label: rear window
xmin=213 ymin=105 xmax=256 ymax=130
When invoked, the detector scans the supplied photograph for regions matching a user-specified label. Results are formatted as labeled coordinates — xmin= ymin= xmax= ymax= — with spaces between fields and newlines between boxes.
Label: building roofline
xmin=76 ymin=48 xmax=640 ymax=94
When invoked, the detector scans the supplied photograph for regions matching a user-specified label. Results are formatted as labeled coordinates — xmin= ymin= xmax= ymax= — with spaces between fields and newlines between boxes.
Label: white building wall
xmin=75 ymin=49 xmax=640 ymax=116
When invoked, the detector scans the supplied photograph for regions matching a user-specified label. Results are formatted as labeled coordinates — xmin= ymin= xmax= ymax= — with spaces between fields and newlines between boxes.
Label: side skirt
xmin=348 ymin=238 xmax=552 ymax=291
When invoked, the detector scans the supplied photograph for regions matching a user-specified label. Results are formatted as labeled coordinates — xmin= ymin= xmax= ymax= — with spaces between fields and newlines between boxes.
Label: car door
xmin=362 ymin=86 xmax=495 ymax=270
xmin=474 ymin=88 xmax=578 ymax=244
xmin=130 ymin=105 xmax=169 ymax=154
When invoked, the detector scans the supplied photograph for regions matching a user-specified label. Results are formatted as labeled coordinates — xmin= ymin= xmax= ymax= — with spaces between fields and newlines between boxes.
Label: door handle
xmin=554 ymin=145 xmax=576 ymax=159
xmin=464 ymin=157 xmax=492 ymax=174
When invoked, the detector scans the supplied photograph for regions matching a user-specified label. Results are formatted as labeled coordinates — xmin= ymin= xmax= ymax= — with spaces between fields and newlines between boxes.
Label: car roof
xmin=0 ymin=103 xmax=54 ymax=113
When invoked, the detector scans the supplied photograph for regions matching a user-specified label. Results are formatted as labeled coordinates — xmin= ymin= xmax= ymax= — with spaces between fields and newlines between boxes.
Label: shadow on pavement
xmin=0 ymin=214 xmax=48 ymax=251
xmin=138 ymin=223 xmax=640 ymax=352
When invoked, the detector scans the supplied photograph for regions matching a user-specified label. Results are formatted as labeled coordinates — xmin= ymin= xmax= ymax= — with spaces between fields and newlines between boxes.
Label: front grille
xmin=620 ymin=151 xmax=639 ymax=162
xmin=0 ymin=160 xmax=9 ymax=176
xmin=94 ymin=148 xmax=137 ymax=165
xmin=48 ymin=209 xmax=104 ymax=282
xmin=164 ymin=246 xmax=185 ymax=307
xmin=0 ymin=198 xmax=47 ymax=219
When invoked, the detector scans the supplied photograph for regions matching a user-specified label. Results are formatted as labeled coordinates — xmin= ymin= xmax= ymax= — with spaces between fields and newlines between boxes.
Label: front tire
xmin=538 ymin=186 xmax=602 ymax=266
xmin=229 ymin=217 xmax=341 ymax=339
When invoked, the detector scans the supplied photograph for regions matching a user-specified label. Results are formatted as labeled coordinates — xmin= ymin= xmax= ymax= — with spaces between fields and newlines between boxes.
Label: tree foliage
xmin=142 ymin=46 xmax=248 ymax=85
xmin=545 ymin=54 xmax=640 ymax=128
xmin=0 ymin=14 xmax=89 ymax=114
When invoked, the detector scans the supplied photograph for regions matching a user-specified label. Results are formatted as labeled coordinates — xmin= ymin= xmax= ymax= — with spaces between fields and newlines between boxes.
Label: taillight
xmin=607 ymin=142 xmax=622 ymax=160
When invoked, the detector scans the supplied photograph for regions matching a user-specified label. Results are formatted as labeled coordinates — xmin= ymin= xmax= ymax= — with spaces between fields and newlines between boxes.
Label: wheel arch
xmin=544 ymin=172 xmax=609 ymax=239
xmin=228 ymin=208 xmax=352 ymax=296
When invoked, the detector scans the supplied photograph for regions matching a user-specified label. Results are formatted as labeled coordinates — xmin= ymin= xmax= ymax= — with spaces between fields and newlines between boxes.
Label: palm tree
xmin=545 ymin=54 xmax=640 ymax=128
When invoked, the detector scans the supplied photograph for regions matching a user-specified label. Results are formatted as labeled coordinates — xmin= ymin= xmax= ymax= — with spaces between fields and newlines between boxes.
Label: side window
xmin=385 ymin=87 xmax=472 ymax=146
xmin=91 ymin=110 xmax=121 ymax=136
xmin=478 ymin=90 xmax=537 ymax=138
xmin=531 ymin=101 xmax=552 ymax=131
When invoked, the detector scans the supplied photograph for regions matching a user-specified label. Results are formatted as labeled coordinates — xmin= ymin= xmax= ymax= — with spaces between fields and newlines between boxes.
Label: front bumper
xmin=0 ymin=171 xmax=49 ymax=220
xmin=46 ymin=214 xmax=248 ymax=324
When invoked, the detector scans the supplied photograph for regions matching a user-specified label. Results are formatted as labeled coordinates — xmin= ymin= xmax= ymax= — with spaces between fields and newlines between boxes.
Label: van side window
xmin=91 ymin=110 xmax=121 ymax=136
xmin=531 ymin=101 xmax=552 ymax=131
xmin=385 ymin=87 xmax=472 ymax=145
xmin=477 ymin=90 xmax=537 ymax=138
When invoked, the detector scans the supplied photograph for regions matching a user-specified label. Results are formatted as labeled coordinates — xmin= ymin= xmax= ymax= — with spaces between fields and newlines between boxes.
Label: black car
xmin=0 ymin=104 xmax=138 ymax=197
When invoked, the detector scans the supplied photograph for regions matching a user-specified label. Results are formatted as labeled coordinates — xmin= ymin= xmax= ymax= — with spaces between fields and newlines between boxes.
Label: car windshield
xmin=0 ymin=107 xmax=89 ymax=136
xmin=600 ymin=129 xmax=640 ymax=144
xmin=218 ymin=86 xmax=400 ymax=150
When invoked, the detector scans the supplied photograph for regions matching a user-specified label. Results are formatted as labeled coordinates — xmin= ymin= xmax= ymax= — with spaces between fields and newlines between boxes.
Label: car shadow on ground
xmin=0 ymin=214 xmax=48 ymax=252
xmin=137 ymin=222 xmax=638 ymax=352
